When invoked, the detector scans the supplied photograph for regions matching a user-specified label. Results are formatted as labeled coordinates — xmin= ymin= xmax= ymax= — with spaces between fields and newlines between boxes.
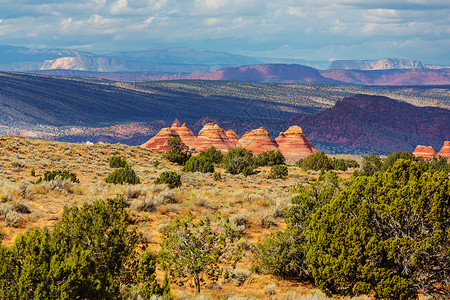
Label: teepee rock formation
xmin=275 ymin=126 xmax=318 ymax=158
xmin=141 ymin=127 xmax=184 ymax=152
xmin=225 ymin=130 xmax=239 ymax=147
xmin=191 ymin=123 xmax=235 ymax=153
xmin=412 ymin=145 xmax=436 ymax=160
xmin=171 ymin=123 xmax=196 ymax=148
xmin=437 ymin=141 xmax=450 ymax=158
xmin=237 ymin=127 xmax=278 ymax=154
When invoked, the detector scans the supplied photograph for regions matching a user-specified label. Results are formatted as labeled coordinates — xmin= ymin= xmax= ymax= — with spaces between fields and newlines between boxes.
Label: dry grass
xmin=0 ymin=135 xmax=362 ymax=299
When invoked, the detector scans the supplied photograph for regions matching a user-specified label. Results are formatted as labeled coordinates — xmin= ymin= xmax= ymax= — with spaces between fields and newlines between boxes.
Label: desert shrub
xmin=381 ymin=152 xmax=414 ymax=171
xmin=428 ymin=156 xmax=450 ymax=173
xmin=254 ymin=172 xmax=341 ymax=280
xmin=331 ymin=158 xmax=347 ymax=171
xmin=40 ymin=169 xmax=80 ymax=183
xmin=222 ymin=148 xmax=255 ymax=175
xmin=226 ymin=268 xmax=251 ymax=286
xmin=154 ymin=171 xmax=181 ymax=189
xmin=307 ymin=160 xmax=450 ymax=299
xmin=13 ymin=202 xmax=31 ymax=214
xmin=182 ymin=156 xmax=214 ymax=173
xmin=109 ymin=156 xmax=127 ymax=168
xmin=353 ymin=154 xmax=382 ymax=176
xmin=10 ymin=161 xmax=25 ymax=172
xmin=253 ymin=228 xmax=308 ymax=279
xmin=268 ymin=165 xmax=288 ymax=179
xmin=198 ymin=146 xmax=223 ymax=164
xmin=0 ymin=203 xmax=21 ymax=227
xmin=230 ymin=213 xmax=250 ymax=234
xmin=159 ymin=212 xmax=243 ymax=293
xmin=30 ymin=167 xmax=35 ymax=177
xmin=164 ymin=138 xmax=191 ymax=166
xmin=159 ymin=189 xmax=176 ymax=204
xmin=344 ymin=159 xmax=359 ymax=169
xmin=132 ymin=197 xmax=157 ymax=212
xmin=264 ymin=284 xmax=277 ymax=295
xmin=256 ymin=150 xmax=285 ymax=167
xmin=297 ymin=152 xmax=332 ymax=171
xmin=0 ymin=195 xmax=169 ymax=299
xmin=213 ymin=172 xmax=222 ymax=181
xmin=241 ymin=165 xmax=254 ymax=177
xmin=105 ymin=165 xmax=141 ymax=185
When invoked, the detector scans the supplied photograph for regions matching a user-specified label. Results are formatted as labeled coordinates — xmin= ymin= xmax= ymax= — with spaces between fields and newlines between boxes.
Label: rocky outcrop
xmin=140 ymin=127 xmax=183 ymax=152
xmin=437 ymin=141 xmax=450 ymax=158
xmin=191 ymin=123 xmax=235 ymax=153
xmin=290 ymin=94 xmax=450 ymax=154
xmin=329 ymin=58 xmax=426 ymax=70
xmin=225 ymin=130 xmax=239 ymax=147
xmin=412 ymin=145 xmax=436 ymax=160
xmin=237 ymin=127 xmax=278 ymax=154
xmin=275 ymin=126 xmax=318 ymax=158
xmin=320 ymin=69 xmax=450 ymax=86
xmin=200 ymin=64 xmax=340 ymax=84
xmin=171 ymin=123 xmax=196 ymax=148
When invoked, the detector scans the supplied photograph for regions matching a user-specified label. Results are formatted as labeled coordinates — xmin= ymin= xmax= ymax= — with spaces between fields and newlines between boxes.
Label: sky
xmin=0 ymin=0 xmax=449 ymax=64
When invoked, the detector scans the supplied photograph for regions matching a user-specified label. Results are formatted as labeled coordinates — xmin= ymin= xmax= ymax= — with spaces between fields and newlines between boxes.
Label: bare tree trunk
xmin=194 ymin=274 xmax=201 ymax=294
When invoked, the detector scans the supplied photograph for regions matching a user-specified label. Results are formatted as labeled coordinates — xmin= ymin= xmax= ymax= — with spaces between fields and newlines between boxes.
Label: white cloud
xmin=110 ymin=0 xmax=130 ymax=15
xmin=0 ymin=0 xmax=448 ymax=63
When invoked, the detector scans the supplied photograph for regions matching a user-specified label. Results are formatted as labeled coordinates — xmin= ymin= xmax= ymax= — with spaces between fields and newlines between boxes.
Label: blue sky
xmin=0 ymin=0 xmax=449 ymax=64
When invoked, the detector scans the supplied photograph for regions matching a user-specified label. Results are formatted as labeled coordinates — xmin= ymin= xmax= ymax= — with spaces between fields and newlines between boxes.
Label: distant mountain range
xmin=0 ymin=71 xmax=449 ymax=154
xmin=1 ymin=44 xmax=450 ymax=85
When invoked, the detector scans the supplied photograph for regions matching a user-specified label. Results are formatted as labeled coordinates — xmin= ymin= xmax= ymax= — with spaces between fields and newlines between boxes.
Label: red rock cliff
xmin=140 ymin=127 xmax=184 ymax=152
xmin=171 ymin=123 xmax=196 ymax=148
xmin=191 ymin=123 xmax=235 ymax=153
xmin=225 ymin=130 xmax=239 ymax=147
xmin=275 ymin=126 xmax=318 ymax=158
xmin=437 ymin=141 xmax=450 ymax=158
xmin=237 ymin=127 xmax=278 ymax=154
xmin=412 ymin=145 xmax=436 ymax=160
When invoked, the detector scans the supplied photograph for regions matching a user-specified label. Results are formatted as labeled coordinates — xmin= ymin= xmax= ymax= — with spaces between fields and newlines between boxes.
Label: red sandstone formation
xmin=412 ymin=145 xmax=436 ymax=160
xmin=225 ymin=130 xmax=239 ymax=147
xmin=275 ymin=126 xmax=318 ymax=158
xmin=191 ymin=123 xmax=235 ymax=153
xmin=437 ymin=141 xmax=450 ymax=158
xmin=140 ymin=127 xmax=184 ymax=152
xmin=237 ymin=127 xmax=278 ymax=154
xmin=171 ymin=123 xmax=196 ymax=148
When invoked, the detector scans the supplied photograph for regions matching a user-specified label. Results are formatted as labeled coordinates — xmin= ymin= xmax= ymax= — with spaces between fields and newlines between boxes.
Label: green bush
xmin=254 ymin=172 xmax=340 ymax=280
xmin=353 ymin=154 xmax=382 ymax=176
xmin=241 ymin=165 xmax=254 ymax=177
xmin=267 ymin=165 xmax=288 ymax=179
xmin=256 ymin=150 xmax=285 ymax=167
xmin=297 ymin=152 xmax=332 ymax=171
xmin=222 ymin=147 xmax=255 ymax=175
xmin=344 ymin=159 xmax=359 ymax=169
xmin=252 ymin=229 xmax=308 ymax=279
xmin=109 ymin=156 xmax=127 ymax=168
xmin=40 ymin=169 xmax=80 ymax=183
xmin=331 ymin=158 xmax=347 ymax=171
xmin=0 ymin=196 xmax=169 ymax=299
xmin=154 ymin=171 xmax=182 ymax=189
xmin=159 ymin=212 xmax=242 ymax=293
xmin=198 ymin=146 xmax=223 ymax=164
xmin=182 ymin=156 xmax=214 ymax=173
xmin=105 ymin=165 xmax=141 ymax=185
xmin=164 ymin=138 xmax=191 ymax=166
xmin=381 ymin=152 xmax=413 ymax=171
xmin=213 ymin=172 xmax=222 ymax=181
xmin=307 ymin=159 xmax=450 ymax=299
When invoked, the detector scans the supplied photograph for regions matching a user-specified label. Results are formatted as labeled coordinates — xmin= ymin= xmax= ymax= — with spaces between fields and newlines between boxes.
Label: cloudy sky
xmin=0 ymin=0 xmax=449 ymax=64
